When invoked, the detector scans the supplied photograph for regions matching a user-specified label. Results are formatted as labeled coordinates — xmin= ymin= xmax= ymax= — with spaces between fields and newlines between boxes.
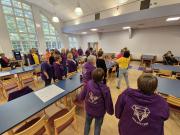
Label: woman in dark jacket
xmin=96 ymin=51 xmax=107 ymax=84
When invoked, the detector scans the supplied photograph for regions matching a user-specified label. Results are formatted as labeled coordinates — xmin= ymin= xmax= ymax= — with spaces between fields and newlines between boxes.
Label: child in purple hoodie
xmin=67 ymin=52 xmax=77 ymax=73
xmin=53 ymin=55 xmax=66 ymax=80
xmin=115 ymin=73 xmax=169 ymax=135
xmin=82 ymin=55 xmax=96 ymax=84
xmin=78 ymin=68 xmax=114 ymax=135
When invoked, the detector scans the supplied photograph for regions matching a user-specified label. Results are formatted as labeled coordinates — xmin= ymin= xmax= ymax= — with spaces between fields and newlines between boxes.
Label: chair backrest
xmin=158 ymin=70 xmax=172 ymax=77
xmin=13 ymin=116 xmax=50 ymax=135
xmin=18 ymin=71 xmax=35 ymax=87
xmin=167 ymin=96 xmax=180 ymax=108
xmin=1 ymin=67 xmax=11 ymax=71
xmin=176 ymin=73 xmax=180 ymax=79
xmin=18 ymin=71 xmax=34 ymax=80
xmin=54 ymin=106 xmax=76 ymax=133
xmin=1 ymin=78 xmax=20 ymax=99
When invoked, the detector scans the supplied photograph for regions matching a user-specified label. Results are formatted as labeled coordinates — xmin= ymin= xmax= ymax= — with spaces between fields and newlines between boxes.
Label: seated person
xmin=53 ymin=55 xmax=66 ymax=80
xmin=82 ymin=55 xmax=96 ymax=84
xmin=0 ymin=53 xmax=10 ymax=68
xmin=115 ymin=73 xmax=169 ymax=135
xmin=67 ymin=52 xmax=77 ymax=73
xmin=163 ymin=51 xmax=177 ymax=65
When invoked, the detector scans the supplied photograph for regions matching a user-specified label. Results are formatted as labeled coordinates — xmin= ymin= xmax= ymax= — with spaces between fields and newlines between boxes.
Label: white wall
xmin=80 ymin=26 xmax=180 ymax=60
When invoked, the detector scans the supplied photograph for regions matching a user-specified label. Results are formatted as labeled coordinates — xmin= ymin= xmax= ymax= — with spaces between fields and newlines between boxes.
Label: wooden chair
xmin=0 ymin=78 xmax=20 ymax=99
xmin=167 ymin=96 xmax=180 ymax=112
xmin=34 ymin=66 xmax=41 ymax=81
xmin=48 ymin=106 xmax=78 ymax=135
xmin=156 ymin=70 xmax=173 ymax=78
xmin=8 ymin=116 xmax=51 ymax=135
xmin=18 ymin=72 xmax=36 ymax=88
xmin=176 ymin=73 xmax=180 ymax=80
xmin=1 ymin=67 xmax=11 ymax=71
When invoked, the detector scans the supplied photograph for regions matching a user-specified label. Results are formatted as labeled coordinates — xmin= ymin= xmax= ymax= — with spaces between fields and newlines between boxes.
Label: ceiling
xmin=62 ymin=3 xmax=180 ymax=34
xmin=25 ymin=0 xmax=137 ymax=21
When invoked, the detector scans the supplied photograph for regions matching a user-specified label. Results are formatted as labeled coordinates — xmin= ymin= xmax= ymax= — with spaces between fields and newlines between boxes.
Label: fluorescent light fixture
xmin=117 ymin=0 xmax=128 ymax=4
xmin=52 ymin=16 xmax=59 ymax=23
xmin=90 ymin=28 xmax=98 ymax=31
xmin=166 ymin=17 xmax=180 ymax=22
xmin=74 ymin=7 xmax=83 ymax=16
xmin=81 ymin=32 xmax=87 ymax=34
xmin=123 ymin=26 xmax=131 ymax=30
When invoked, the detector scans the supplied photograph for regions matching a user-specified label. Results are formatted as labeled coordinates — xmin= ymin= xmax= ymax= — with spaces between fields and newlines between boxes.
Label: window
xmin=41 ymin=14 xmax=62 ymax=50
xmin=1 ymin=0 xmax=38 ymax=53
xmin=68 ymin=37 xmax=78 ymax=49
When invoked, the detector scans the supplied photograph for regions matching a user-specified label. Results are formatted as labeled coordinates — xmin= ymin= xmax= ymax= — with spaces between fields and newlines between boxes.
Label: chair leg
xmin=45 ymin=122 xmax=51 ymax=135
xmin=72 ymin=115 xmax=78 ymax=133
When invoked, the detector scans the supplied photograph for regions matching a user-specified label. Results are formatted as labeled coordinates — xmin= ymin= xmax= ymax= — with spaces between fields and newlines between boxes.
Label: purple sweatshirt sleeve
xmin=160 ymin=99 xmax=170 ymax=120
xmin=104 ymin=87 xmax=114 ymax=115
xmin=115 ymin=91 xmax=127 ymax=119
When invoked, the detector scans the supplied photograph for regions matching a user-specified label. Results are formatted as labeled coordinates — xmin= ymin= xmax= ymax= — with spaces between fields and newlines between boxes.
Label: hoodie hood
xmin=125 ymin=88 xmax=161 ymax=106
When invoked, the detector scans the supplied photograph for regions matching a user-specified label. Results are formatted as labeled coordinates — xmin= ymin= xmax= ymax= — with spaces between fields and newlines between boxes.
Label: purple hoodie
xmin=67 ymin=59 xmax=77 ymax=73
xmin=53 ymin=62 xmax=65 ymax=80
xmin=78 ymin=80 xmax=114 ymax=117
xmin=82 ymin=62 xmax=96 ymax=84
xmin=115 ymin=88 xmax=169 ymax=135
xmin=61 ymin=53 xmax=67 ymax=66
xmin=78 ymin=48 xmax=83 ymax=56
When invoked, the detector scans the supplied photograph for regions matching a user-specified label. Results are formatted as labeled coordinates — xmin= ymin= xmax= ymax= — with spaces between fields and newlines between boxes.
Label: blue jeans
xmin=117 ymin=68 xmax=129 ymax=88
xmin=84 ymin=113 xmax=104 ymax=135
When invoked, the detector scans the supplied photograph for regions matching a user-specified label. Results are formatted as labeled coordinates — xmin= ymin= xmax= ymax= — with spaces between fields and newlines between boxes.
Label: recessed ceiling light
xmin=166 ymin=17 xmax=180 ymax=22
xmin=52 ymin=16 xmax=59 ymax=23
xmin=74 ymin=7 xmax=83 ymax=16
xmin=122 ymin=26 xmax=131 ymax=30
xmin=90 ymin=28 xmax=98 ymax=31
xmin=81 ymin=32 xmax=87 ymax=34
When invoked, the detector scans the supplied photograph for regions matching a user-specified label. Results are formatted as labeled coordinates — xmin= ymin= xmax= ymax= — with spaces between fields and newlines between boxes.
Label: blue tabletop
xmin=0 ymin=73 xmax=83 ymax=134
xmin=152 ymin=63 xmax=180 ymax=73
xmin=141 ymin=55 xmax=155 ymax=60
xmin=157 ymin=77 xmax=180 ymax=98
xmin=0 ymin=65 xmax=40 ymax=77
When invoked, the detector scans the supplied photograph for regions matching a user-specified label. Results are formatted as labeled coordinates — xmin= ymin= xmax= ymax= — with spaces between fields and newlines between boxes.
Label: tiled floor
xmin=1 ymin=61 xmax=180 ymax=135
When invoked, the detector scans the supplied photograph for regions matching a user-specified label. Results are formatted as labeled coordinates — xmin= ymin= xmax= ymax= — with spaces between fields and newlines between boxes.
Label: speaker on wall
xmin=95 ymin=12 xmax=100 ymax=20
xmin=140 ymin=0 xmax=150 ymax=10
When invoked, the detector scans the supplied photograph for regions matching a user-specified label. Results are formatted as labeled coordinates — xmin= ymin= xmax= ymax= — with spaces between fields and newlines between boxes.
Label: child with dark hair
xmin=78 ymin=68 xmax=114 ymax=135
xmin=53 ymin=55 xmax=66 ymax=80
xmin=116 ymin=50 xmax=131 ymax=89
xmin=115 ymin=73 xmax=169 ymax=135
xmin=96 ymin=51 xmax=107 ymax=84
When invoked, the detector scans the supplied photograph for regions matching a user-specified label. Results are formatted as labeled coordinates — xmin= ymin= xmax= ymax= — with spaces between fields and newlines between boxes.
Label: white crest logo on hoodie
xmin=88 ymin=91 xmax=100 ymax=104
xmin=132 ymin=105 xmax=150 ymax=126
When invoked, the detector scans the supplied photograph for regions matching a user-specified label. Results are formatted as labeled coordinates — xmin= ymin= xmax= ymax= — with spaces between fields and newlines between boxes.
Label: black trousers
xmin=44 ymin=78 xmax=52 ymax=86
